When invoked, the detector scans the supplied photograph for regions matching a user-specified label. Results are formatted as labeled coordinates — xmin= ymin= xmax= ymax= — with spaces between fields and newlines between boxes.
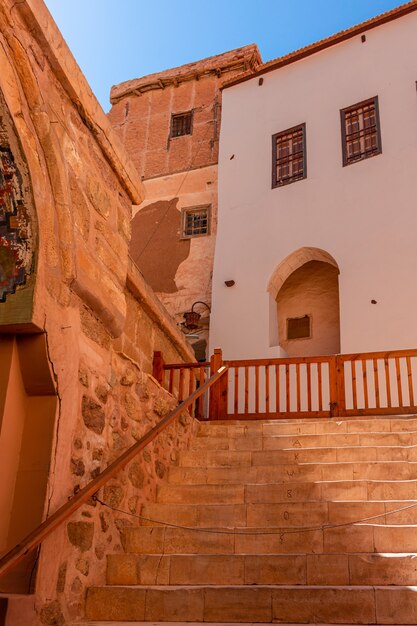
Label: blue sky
xmin=44 ymin=1 xmax=405 ymax=112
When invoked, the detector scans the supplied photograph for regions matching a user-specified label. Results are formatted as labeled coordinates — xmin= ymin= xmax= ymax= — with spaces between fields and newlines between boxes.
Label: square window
xmin=287 ymin=315 xmax=311 ymax=340
xmin=272 ymin=124 xmax=306 ymax=188
xmin=341 ymin=97 xmax=381 ymax=165
xmin=171 ymin=112 xmax=193 ymax=138
xmin=181 ymin=205 xmax=210 ymax=238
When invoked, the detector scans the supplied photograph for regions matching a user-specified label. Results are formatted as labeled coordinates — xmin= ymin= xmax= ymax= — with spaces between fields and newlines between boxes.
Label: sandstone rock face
xmin=0 ymin=1 xmax=197 ymax=624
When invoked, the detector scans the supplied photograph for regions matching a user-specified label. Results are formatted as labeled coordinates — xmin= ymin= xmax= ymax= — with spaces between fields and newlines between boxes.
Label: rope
xmin=93 ymin=495 xmax=417 ymax=538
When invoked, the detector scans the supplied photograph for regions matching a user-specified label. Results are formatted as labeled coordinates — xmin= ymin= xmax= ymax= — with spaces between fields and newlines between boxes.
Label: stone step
xmin=85 ymin=584 xmax=417 ymax=623
xmin=179 ymin=445 xmax=417 ymax=467
xmin=197 ymin=417 xmax=417 ymax=437
xmin=156 ymin=479 xmax=417 ymax=505
xmin=73 ymin=622 xmax=417 ymax=626
xmin=139 ymin=500 xmax=417 ymax=528
xmin=169 ymin=461 xmax=417 ymax=484
xmin=120 ymin=523 xmax=417 ymax=555
xmin=191 ymin=431 xmax=417 ymax=451
xmin=106 ymin=552 xmax=417 ymax=586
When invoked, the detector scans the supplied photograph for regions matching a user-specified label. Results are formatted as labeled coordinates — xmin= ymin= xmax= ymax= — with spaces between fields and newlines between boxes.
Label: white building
xmin=210 ymin=2 xmax=417 ymax=360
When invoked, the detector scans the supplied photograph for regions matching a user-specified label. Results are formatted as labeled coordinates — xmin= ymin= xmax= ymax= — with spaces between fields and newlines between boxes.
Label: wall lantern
xmin=182 ymin=301 xmax=211 ymax=330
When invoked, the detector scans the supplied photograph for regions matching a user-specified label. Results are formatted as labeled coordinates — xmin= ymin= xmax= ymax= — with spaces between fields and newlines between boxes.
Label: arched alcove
xmin=268 ymin=248 xmax=341 ymax=357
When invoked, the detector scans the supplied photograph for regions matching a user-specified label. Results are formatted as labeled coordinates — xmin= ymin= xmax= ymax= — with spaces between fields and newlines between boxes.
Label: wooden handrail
xmin=164 ymin=362 xmax=210 ymax=369
xmin=0 ymin=365 xmax=228 ymax=579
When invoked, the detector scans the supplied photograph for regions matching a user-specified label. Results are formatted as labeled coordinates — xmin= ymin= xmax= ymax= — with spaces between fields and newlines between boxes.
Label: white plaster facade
xmin=210 ymin=10 xmax=417 ymax=360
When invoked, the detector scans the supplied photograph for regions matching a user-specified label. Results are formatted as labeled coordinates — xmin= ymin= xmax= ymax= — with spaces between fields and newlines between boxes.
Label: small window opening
xmin=287 ymin=315 xmax=311 ymax=340
xmin=171 ymin=112 xmax=193 ymax=138
xmin=181 ymin=205 xmax=210 ymax=238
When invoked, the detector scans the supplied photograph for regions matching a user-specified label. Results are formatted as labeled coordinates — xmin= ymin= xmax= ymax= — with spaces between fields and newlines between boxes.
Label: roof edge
xmin=222 ymin=1 xmax=417 ymax=90
xmin=110 ymin=45 xmax=262 ymax=104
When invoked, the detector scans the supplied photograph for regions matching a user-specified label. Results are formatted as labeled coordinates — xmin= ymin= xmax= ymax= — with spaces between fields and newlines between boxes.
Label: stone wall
xmin=0 ymin=1 xmax=197 ymax=624
xmin=108 ymin=47 xmax=261 ymax=359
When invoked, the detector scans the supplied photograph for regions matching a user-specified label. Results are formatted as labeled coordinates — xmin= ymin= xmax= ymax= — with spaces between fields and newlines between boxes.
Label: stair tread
xmin=90 ymin=414 xmax=417 ymax=623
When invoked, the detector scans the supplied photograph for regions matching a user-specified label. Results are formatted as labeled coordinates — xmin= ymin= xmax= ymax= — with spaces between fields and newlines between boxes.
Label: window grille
xmin=341 ymin=97 xmax=381 ymax=165
xmin=171 ymin=112 xmax=193 ymax=138
xmin=272 ymin=124 xmax=306 ymax=188
xmin=287 ymin=315 xmax=311 ymax=340
xmin=181 ymin=205 xmax=210 ymax=238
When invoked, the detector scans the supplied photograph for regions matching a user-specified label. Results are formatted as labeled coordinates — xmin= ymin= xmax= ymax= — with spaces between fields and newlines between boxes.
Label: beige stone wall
xmin=0 ymin=1 xmax=197 ymax=624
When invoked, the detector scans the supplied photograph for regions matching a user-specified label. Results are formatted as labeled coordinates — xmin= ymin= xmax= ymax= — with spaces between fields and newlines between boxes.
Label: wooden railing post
xmin=329 ymin=355 xmax=346 ymax=417
xmin=329 ymin=355 xmax=339 ymax=417
xmin=336 ymin=355 xmax=346 ymax=417
xmin=153 ymin=351 xmax=165 ymax=385
xmin=210 ymin=348 xmax=228 ymax=419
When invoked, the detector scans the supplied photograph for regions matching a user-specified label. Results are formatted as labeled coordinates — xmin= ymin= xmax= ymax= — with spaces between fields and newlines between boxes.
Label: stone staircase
xmin=85 ymin=416 xmax=417 ymax=624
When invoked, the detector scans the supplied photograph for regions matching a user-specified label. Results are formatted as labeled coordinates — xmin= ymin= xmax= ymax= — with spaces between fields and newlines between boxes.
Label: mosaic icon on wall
xmin=0 ymin=146 xmax=33 ymax=303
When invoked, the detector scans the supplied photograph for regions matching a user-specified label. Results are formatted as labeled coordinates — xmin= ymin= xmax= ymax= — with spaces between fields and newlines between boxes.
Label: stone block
xmin=145 ymin=588 xmax=204 ymax=621
xmin=245 ymin=482 xmax=322 ymax=504
xmin=307 ymin=554 xmax=349 ymax=585
xmin=67 ymin=521 xmax=94 ymax=552
xmin=349 ymin=553 xmax=417 ymax=585
xmin=85 ymin=587 xmax=146 ymax=621
xmin=204 ymin=586 xmax=272 ymax=622
xmin=157 ymin=483 xmax=245 ymax=505
xmin=272 ymin=586 xmax=375 ymax=623
xmin=169 ymin=555 xmax=244 ymax=584
xmin=106 ymin=553 xmax=138 ymax=585
xmin=323 ymin=525 xmax=374 ymax=553
xmin=163 ymin=525 xmax=235 ymax=554
xmin=376 ymin=586 xmax=417 ymax=624
xmin=234 ymin=528 xmax=323 ymax=554
xmin=245 ymin=554 xmax=306 ymax=584
xmin=246 ymin=502 xmax=328 ymax=528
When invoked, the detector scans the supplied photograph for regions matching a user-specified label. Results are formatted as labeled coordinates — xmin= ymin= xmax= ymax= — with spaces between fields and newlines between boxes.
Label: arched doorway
xmin=268 ymin=248 xmax=341 ymax=357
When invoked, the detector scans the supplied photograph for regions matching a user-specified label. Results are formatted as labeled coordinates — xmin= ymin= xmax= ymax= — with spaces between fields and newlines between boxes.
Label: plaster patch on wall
xmin=129 ymin=198 xmax=190 ymax=293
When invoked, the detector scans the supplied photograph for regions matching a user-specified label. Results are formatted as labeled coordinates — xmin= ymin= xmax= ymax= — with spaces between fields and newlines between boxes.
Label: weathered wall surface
xmin=109 ymin=48 xmax=261 ymax=359
xmin=0 ymin=1 xmax=196 ymax=624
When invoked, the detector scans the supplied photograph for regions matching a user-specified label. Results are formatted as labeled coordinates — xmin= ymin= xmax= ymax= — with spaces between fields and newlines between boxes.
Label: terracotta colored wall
xmin=109 ymin=48 xmax=261 ymax=360
xmin=109 ymin=76 xmax=220 ymax=179
xmin=0 ymin=2 xmax=197 ymax=624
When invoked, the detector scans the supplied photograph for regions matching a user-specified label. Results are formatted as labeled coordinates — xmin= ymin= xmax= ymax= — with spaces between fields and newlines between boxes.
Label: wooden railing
xmin=153 ymin=351 xmax=214 ymax=419
xmin=157 ymin=348 xmax=417 ymax=420
xmin=0 ymin=366 xmax=227 ymax=579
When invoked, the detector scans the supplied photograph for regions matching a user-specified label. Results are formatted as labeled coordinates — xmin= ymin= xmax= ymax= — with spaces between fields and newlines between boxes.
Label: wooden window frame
xmin=170 ymin=111 xmax=193 ymax=138
xmin=341 ymin=96 xmax=382 ymax=166
xmin=180 ymin=205 xmax=211 ymax=239
xmin=272 ymin=123 xmax=307 ymax=188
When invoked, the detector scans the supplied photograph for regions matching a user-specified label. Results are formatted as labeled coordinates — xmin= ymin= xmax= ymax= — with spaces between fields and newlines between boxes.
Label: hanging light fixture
xmin=182 ymin=301 xmax=211 ymax=330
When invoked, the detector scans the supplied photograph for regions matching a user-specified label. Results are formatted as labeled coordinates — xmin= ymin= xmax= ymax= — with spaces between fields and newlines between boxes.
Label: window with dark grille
xmin=341 ymin=97 xmax=381 ymax=165
xmin=272 ymin=124 xmax=306 ymax=188
xmin=287 ymin=315 xmax=311 ymax=340
xmin=171 ymin=112 xmax=193 ymax=138
xmin=181 ymin=205 xmax=210 ymax=238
